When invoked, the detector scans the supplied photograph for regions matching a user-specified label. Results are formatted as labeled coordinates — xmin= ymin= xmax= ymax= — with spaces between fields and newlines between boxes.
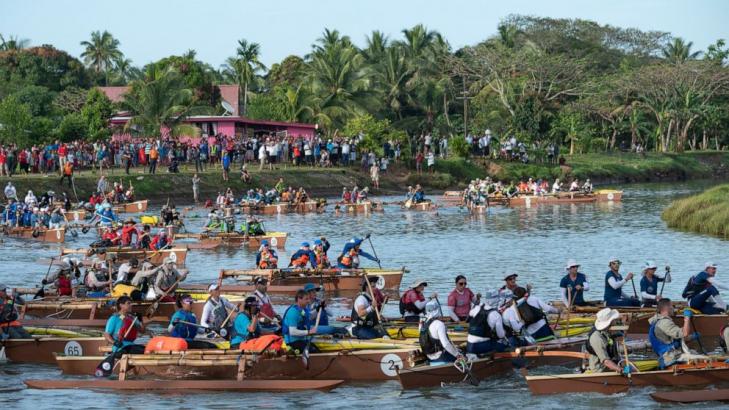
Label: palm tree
xmin=112 ymin=57 xmax=142 ymax=84
xmin=0 ymin=34 xmax=30 ymax=51
xmin=80 ymin=30 xmax=123 ymax=85
xmin=374 ymin=47 xmax=414 ymax=120
xmin=222 ymin=39 xmax=266 ymax=115
xmin=121 ymin=67 xmax=202 ymax=139
xmin=662 ymin=38 xmax=702 ymax=64
xmin=278 ymin=85 xmax=314 ymax=123
xmin=361 ymin=30 xmax=389 ymax=64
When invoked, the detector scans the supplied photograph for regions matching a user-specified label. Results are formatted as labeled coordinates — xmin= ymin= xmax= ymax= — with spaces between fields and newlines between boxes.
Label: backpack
xmin=682 ymin=276 xmax=696 ymax=299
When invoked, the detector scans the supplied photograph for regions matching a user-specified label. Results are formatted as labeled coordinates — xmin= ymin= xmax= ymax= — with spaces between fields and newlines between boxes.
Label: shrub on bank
xmin=662 ymin=184 xmax=729 ymax=238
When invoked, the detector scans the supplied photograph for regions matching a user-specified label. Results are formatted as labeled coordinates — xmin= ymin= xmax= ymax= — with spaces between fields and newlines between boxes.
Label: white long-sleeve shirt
xmin=607 ymin=275 xmax=630 ymax=299
xmin=641 ymin=272 xmax=671 ymax=301
xmin=200 ymin=297 xmax=236 ymax=329
xmin=426 ymin=319 xmax=460 ymax=360
xmin=502 ymin=296 xmax=558 ymax=336
xmin=467 ymin=304 xmax=506 ymax=343
xmin=708 ymin=276 xmax=729 ymax=291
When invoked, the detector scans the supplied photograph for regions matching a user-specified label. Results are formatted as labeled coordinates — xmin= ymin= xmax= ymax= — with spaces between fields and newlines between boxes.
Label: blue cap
xmin=261 ymin=240 xmax=269 ymax=246
xmin=303 ymin=283 xmax=320 ymax=292
xmin=301 ymin=242 xmax=310 ymax=248
xmin=314 ymin=239 xmax=322 ymax=246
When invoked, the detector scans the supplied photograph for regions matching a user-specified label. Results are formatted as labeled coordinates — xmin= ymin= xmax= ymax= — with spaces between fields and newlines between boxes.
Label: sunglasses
xmin=458 ymin=282 xmax=467 ymax=286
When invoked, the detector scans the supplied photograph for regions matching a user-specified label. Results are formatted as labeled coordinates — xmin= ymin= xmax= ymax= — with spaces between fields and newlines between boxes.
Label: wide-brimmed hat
xmin=642 ymin=261 xmax=658 ymax=272
xmin=565 ymin=259 xmax=580 ymax=270
xmin=410 ymin=279 xmax=427 ymax=289
xmin=504 ymin=273 xmax=518 ymax=282
xmin=208 ymin=283 xmax=219 ymax=292
xmin=595 ymin=308 xmax=620 ymax=331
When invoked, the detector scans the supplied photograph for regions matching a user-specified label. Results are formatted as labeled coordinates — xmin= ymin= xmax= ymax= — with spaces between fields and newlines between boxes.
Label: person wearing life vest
xmin=686 ymin=262 xmax=726 ymax=314
xmin=137 ymin=225 xmax=152 ymax=250
xmin=400 ymin=279 xmax=433 ymax=322
xmin=98 ymin=296 xmax=146 ymax=376
xmin=502 ymin=287 xmax=559 ymax=345
xmin=168 ymin=294 xmax=216 ymax=349
xmin=282 ymin=289 xmax=320 ymax=354
xmin=60 ymin=161 xmax=74 ymax=187
xmin=243 ymin=216 xmax=265 ymax=236
xmin=44 ymin=257 xmax=81 ymax=297
xmin=640 ymin=261 xmax=671 ymax=307
xmin=648 ymin=299 xmax=694 ymax=369
xmin=420 ymin=301 xmax=463 ymax=363
xmin=253 ymin=277 xmax=281 ymax=329
xmin=337 ymin=237 xmax=379 ymax=269
xmin=200 ymin=284 xmax=237 ymax=338
xmin=230 ymin=296 xmax=263 ymax=349
xmin=0 ymin=285 xmax=31 ymax=339
xmin=289 ymin=242 xmax=318 ymax=269
xmin=560 ymin=260 xmax=589 ymax=307
xmin=84 ymin=262 xmax=111 ymax=296
xmin=304 ymin=282 xmax=347 ymax=336
xmin=313 ymin=238 xmax=330 ymax=268
xmin=256 ymin=240 xmax=278 ymax=269
xmin=97 ymin=202 xmax=116 ymax=228
xmin=467 ymin=300 xmax=508 ymax=355
xmin=120 ymin=218 xmax=139 ymax=247
xmin=149 ymin=229 xmax=171 ymax=250
xmin=351 ymin=276 xmax=387 ymax=339
xmin=585 ymin=308 xmax=626 ymax=373
xmin=604 ymin=257 xmax=641 ymax=307
xmin=447 ymin=275 xmax=480 ymax=321
xmin=99 ymin=226 xmax=120 ymax=247
xmin=341 ymin=187 xmax=352 ymax=204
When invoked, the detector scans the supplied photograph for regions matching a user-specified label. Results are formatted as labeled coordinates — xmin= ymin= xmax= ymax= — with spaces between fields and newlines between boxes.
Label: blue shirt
xmin=282 ymin=305 xmax=307 ymax=344
xmin=169 ymin=310 xmax=198 ymax=341
xmin=604 ymin=271 xmax=625 ymax=302
xmin=231 ymin=312 xmax=260 ymax=346
xmin=640 ymin=275 xmax=665 ymax=298
xmin=559 ymin=273 xmax=588 ymax=305
xmin=105 ymin=314 xmax=138 ymax=352
xmin=694 ymin=271 xmax=710 ymax=286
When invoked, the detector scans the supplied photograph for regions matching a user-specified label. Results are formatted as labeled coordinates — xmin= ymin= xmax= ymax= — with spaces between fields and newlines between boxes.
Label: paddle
xmin=688 ymin=313 xmax=706 ymax=354
xmin=96 ymin=314 xmax=139 ymax=377
xmin=216 ymin=302 xmax=241 ymax=339
xmin=620 ymin=335 xmax=635 ymax=380
xmin=659 ymin=266 xmax=670 ymax=298
xmin=145 ymin=276 xmax=184 ymax=318
xmin=173 ymin=319 xmax=224 ymax=339
xmin=34 ymin=256 xmax=57 ymax=300
xmin=364 ymin=273 xmax=388 ymax=337
xmin=303 ymin=306 xmax=322 ymax=369
xmin=365 ymin=234 xmax=382 ymax=269
xmin=629 ymin=272 xmax=638 ymax=299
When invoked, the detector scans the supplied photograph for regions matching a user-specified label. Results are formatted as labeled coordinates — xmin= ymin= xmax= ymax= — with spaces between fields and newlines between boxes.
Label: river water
xmin=1 ymin=180 xmax=728 ymax=409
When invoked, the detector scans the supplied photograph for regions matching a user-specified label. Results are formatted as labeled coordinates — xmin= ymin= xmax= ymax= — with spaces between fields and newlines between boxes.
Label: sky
xmin=2 ymin=0 xmax=728 ymax=68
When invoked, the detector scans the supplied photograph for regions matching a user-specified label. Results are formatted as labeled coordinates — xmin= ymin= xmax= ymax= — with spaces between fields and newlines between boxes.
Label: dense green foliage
xmin=662 ymin=184 xmax=729 ymax=238
xmin=1 ymin=16 xmax=729 ymax=157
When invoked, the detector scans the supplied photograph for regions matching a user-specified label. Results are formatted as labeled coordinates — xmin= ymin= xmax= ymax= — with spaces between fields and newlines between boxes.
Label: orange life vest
xmin=291 ymin=253 xmax=310 ymax=267
xmin=63 ymin=162 xmax=73 ymax=176
xmin=238 ymin=334 xmax=284 ymax=353
xmin=340 ymin=249 xmax=357 ymax=267
xmin=315 ymin=248 xmax=329 ymax=267
xmin=259 ymin=250 xmax=278 ymax=269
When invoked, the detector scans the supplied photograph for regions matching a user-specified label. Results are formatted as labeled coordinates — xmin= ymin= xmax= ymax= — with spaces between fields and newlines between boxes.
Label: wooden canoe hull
xmin=112 ymin=200 xmax=149 ymax=214
xmin=5 ymin=227 xmax=65 ymax=243
xmin=64 ymin=209 xmax=87 ymax=221
xmin=628 ymin=314 xmax=723 ymax=336
xmin=21 ymin=299 xmax=205 ymax=321
xmin=239 ymin=201 xmax=324 ymax=215
xmin=268 ymin=269 xmax=403 ymax=292
xmin=397 ymin=357 xmax=513 ymax=389
xmin=338 ymin=201 xmax=383 ymax=213
xmin=403 ymin=201 xmax=434 ymax=211
xmin=651 ymin=388 xmax=729 ymax=403
xmin=440 ymin=191 xmax=463 ymax=205
xmin=24 ymin=378 xmax=344 ymax=392
xmin=3 ymin=337 xmax=106 ymax=364
xmin=527 ymin=365 xmax=729 ymax=395
xmin=197 ymin=232 xmax=288 ymax=248
xmin=506 ymin=191 xmax=623 ymax=207
xmin=106 ymin=248 xmax=187 ymax=266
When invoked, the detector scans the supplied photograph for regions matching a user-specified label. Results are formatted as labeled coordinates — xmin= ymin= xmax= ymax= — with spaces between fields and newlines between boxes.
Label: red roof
xmin=97 ymin=86 xmax=129 ymax=103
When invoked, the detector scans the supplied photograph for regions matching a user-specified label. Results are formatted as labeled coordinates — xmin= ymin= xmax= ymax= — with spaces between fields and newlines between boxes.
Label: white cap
xmin=706 ymin=262 xmax=718 ymax=269
xmin=608 ymin=256 xmax=621 ymax=264
xmin=595 ymin=308 xmax=620 ymax=331
xmin=208 ymin=283 xmax=219 ymax=292
xmin=565 ymin=259 xmax=579 ymax=270
xmin=643 ymin=261 xmax=657 ymax=272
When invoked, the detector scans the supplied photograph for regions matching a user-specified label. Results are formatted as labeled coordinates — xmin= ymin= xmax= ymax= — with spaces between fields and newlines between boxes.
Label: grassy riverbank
xmin=0 ymin=151 xmax=726 ymax=204
xmin=661 ymin=184 xmax=729 ymax=238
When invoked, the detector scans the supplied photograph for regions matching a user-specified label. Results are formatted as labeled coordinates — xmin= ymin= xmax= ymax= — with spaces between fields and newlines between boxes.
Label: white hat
xmin=595 ymin=308 xmax=620 ymax=331
xmin=643 ymin=261 xmax=657 ymax=272
xmin=565 ymin=259 xmax=579 ymax=270
xmin=162 ymin=257 xmax=174 ymax=265
xmin=608 ymin=257 xmax=621 ymax=264
xmin=410 ymin=279 xmax=428 ymax=289
xmin=208 ymin=283 xmax=219 ymax=292
xmin=706 ymin=262 xmax=718 ymax=269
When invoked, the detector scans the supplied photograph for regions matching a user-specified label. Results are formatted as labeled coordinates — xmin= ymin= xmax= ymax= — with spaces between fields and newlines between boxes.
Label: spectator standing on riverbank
xmin=370 ymin=161 xmax=380 ymax=189
xmin=427 ymin=150 xmax=435 ymax=174
xmin=416 ymin=151 xmax=424 ymax=175
xmin=192 ymin=174 xmax=201 ymax=204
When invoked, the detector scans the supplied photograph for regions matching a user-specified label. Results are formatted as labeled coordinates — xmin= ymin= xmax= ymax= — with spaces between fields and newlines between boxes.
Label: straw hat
xmin=410 ymin=279 xmax=428 ymax=289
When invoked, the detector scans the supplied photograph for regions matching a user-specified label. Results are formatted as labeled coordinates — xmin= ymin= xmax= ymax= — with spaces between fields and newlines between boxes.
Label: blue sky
xmin=2 ymin=0 xmax=728 ymax=68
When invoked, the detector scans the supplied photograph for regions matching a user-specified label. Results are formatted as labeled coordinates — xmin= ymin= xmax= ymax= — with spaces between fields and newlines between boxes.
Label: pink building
xmin=99 ymin=85 xmax=317 ymax=142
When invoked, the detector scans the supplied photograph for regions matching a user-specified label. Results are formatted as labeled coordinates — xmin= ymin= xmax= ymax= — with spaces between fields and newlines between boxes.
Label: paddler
xmin=152 ymin=257 xmax=185 ymax=300
xmin=168 ymin=294 xmax=217 ymax=349
xmin=560 ymin=259 xmax=589 ymax=307
xmin=243 ymin=216 xmax=265 ymax=236
xmin=413 ymin=184 xmax=425 ymax=203
xmin=420 ymin=301 xmax=464 ymax=363
xmin=640 ymin=261 xmax=671 ymax=307
xmin=0 ymin=286 xmax=31 ymax=339
xmin=99 ymin=225 xmax=120 ymax=247
xmin=230 ymin=296 xmax=263 ymax=349
xmin=98 ymin=296 xmax=146 ymax=376
xmin=648 ymin=299 xmax=695 ymax=369
xmin=289 ymin=242 xmax=318 ymax=269
xmin=313 ymin=238 xmax=331 ymax=268
xmin=44 ymin=257 xmax=81 ymax=297
xmin=686 ymin=262 xmax=726 ymax=314
xmin=336 ymin=237 xmax=379 ymax=269
xmin=149 ymin=229 xmax=171 ymax=250
xmin=351 ymin=276 xmax=387 ymax=339
xmin=119 ymin=218 xmax=139 ymax=247
xmin=200 ymin=283 xmax=238 ymax=337
xmin=256 ymin=240 xmax=278 ymax=269
xmin=114 ymin=258 xmax=139 ymax=285
xmin=400 ymin=279 xmax=433 ymax=323
xmin=252 ymin=277 xmax=281 ymax=328
xmin=282 ymin=289 xmax=320 ymax=354
xmin=83 ymin=260 xmax=112 ymax=297
xmin=502 ymin=287 xmax=559 ymax=344
xmin=585 ymin=308 xmax=625 ymax=373
xmin=604 ymin=257 xmax=641 ymax=307
xmin=498 ymin=273 xmax=521 ymax=303
xmin=97 ymin=202 xmax=116 ymax=228
xmin=447 ymin=275 xmax=480 ymax=321
xmin=137 ymin=224 xmax=152 ymax=249
xmin=467 ymin=299 xmax=508 ymax=355
xmin=341 ymin=187 xmax=352 ymax=204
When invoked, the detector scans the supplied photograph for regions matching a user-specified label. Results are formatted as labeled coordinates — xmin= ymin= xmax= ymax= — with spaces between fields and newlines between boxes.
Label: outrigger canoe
xmin=61 ymin=247 xmax=188 ymax=265
xmin=3 ymin=227 xmax=65 ymax=243
xmin=651 ymin=388 xmax=729 ymax=403
xmin=402 ymin=200 xmax=435 ymax=211
xmin=175 ymin=231 xmax=288 ymax=249
xmin=1 ymin=337 xmax=107 ymax=364
xmin=506 ymin=190 xmax=623 ymax=207
xmin=526 ymin=360 xmax=729 ymax=395
xmin=239 ymin=201 xmax=325 ymax=215
xmin=24 ymin=379 xmax=344 ymax=392
xmin=112 ymin=200 xmax=149 ymax=214
xmin=336 ymin=201 xmax=384 ymax=214
xmin=220 ymin=267 xmax=406 ymax=292
xmin=398 ymin=357 xmax=513 ymax=389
